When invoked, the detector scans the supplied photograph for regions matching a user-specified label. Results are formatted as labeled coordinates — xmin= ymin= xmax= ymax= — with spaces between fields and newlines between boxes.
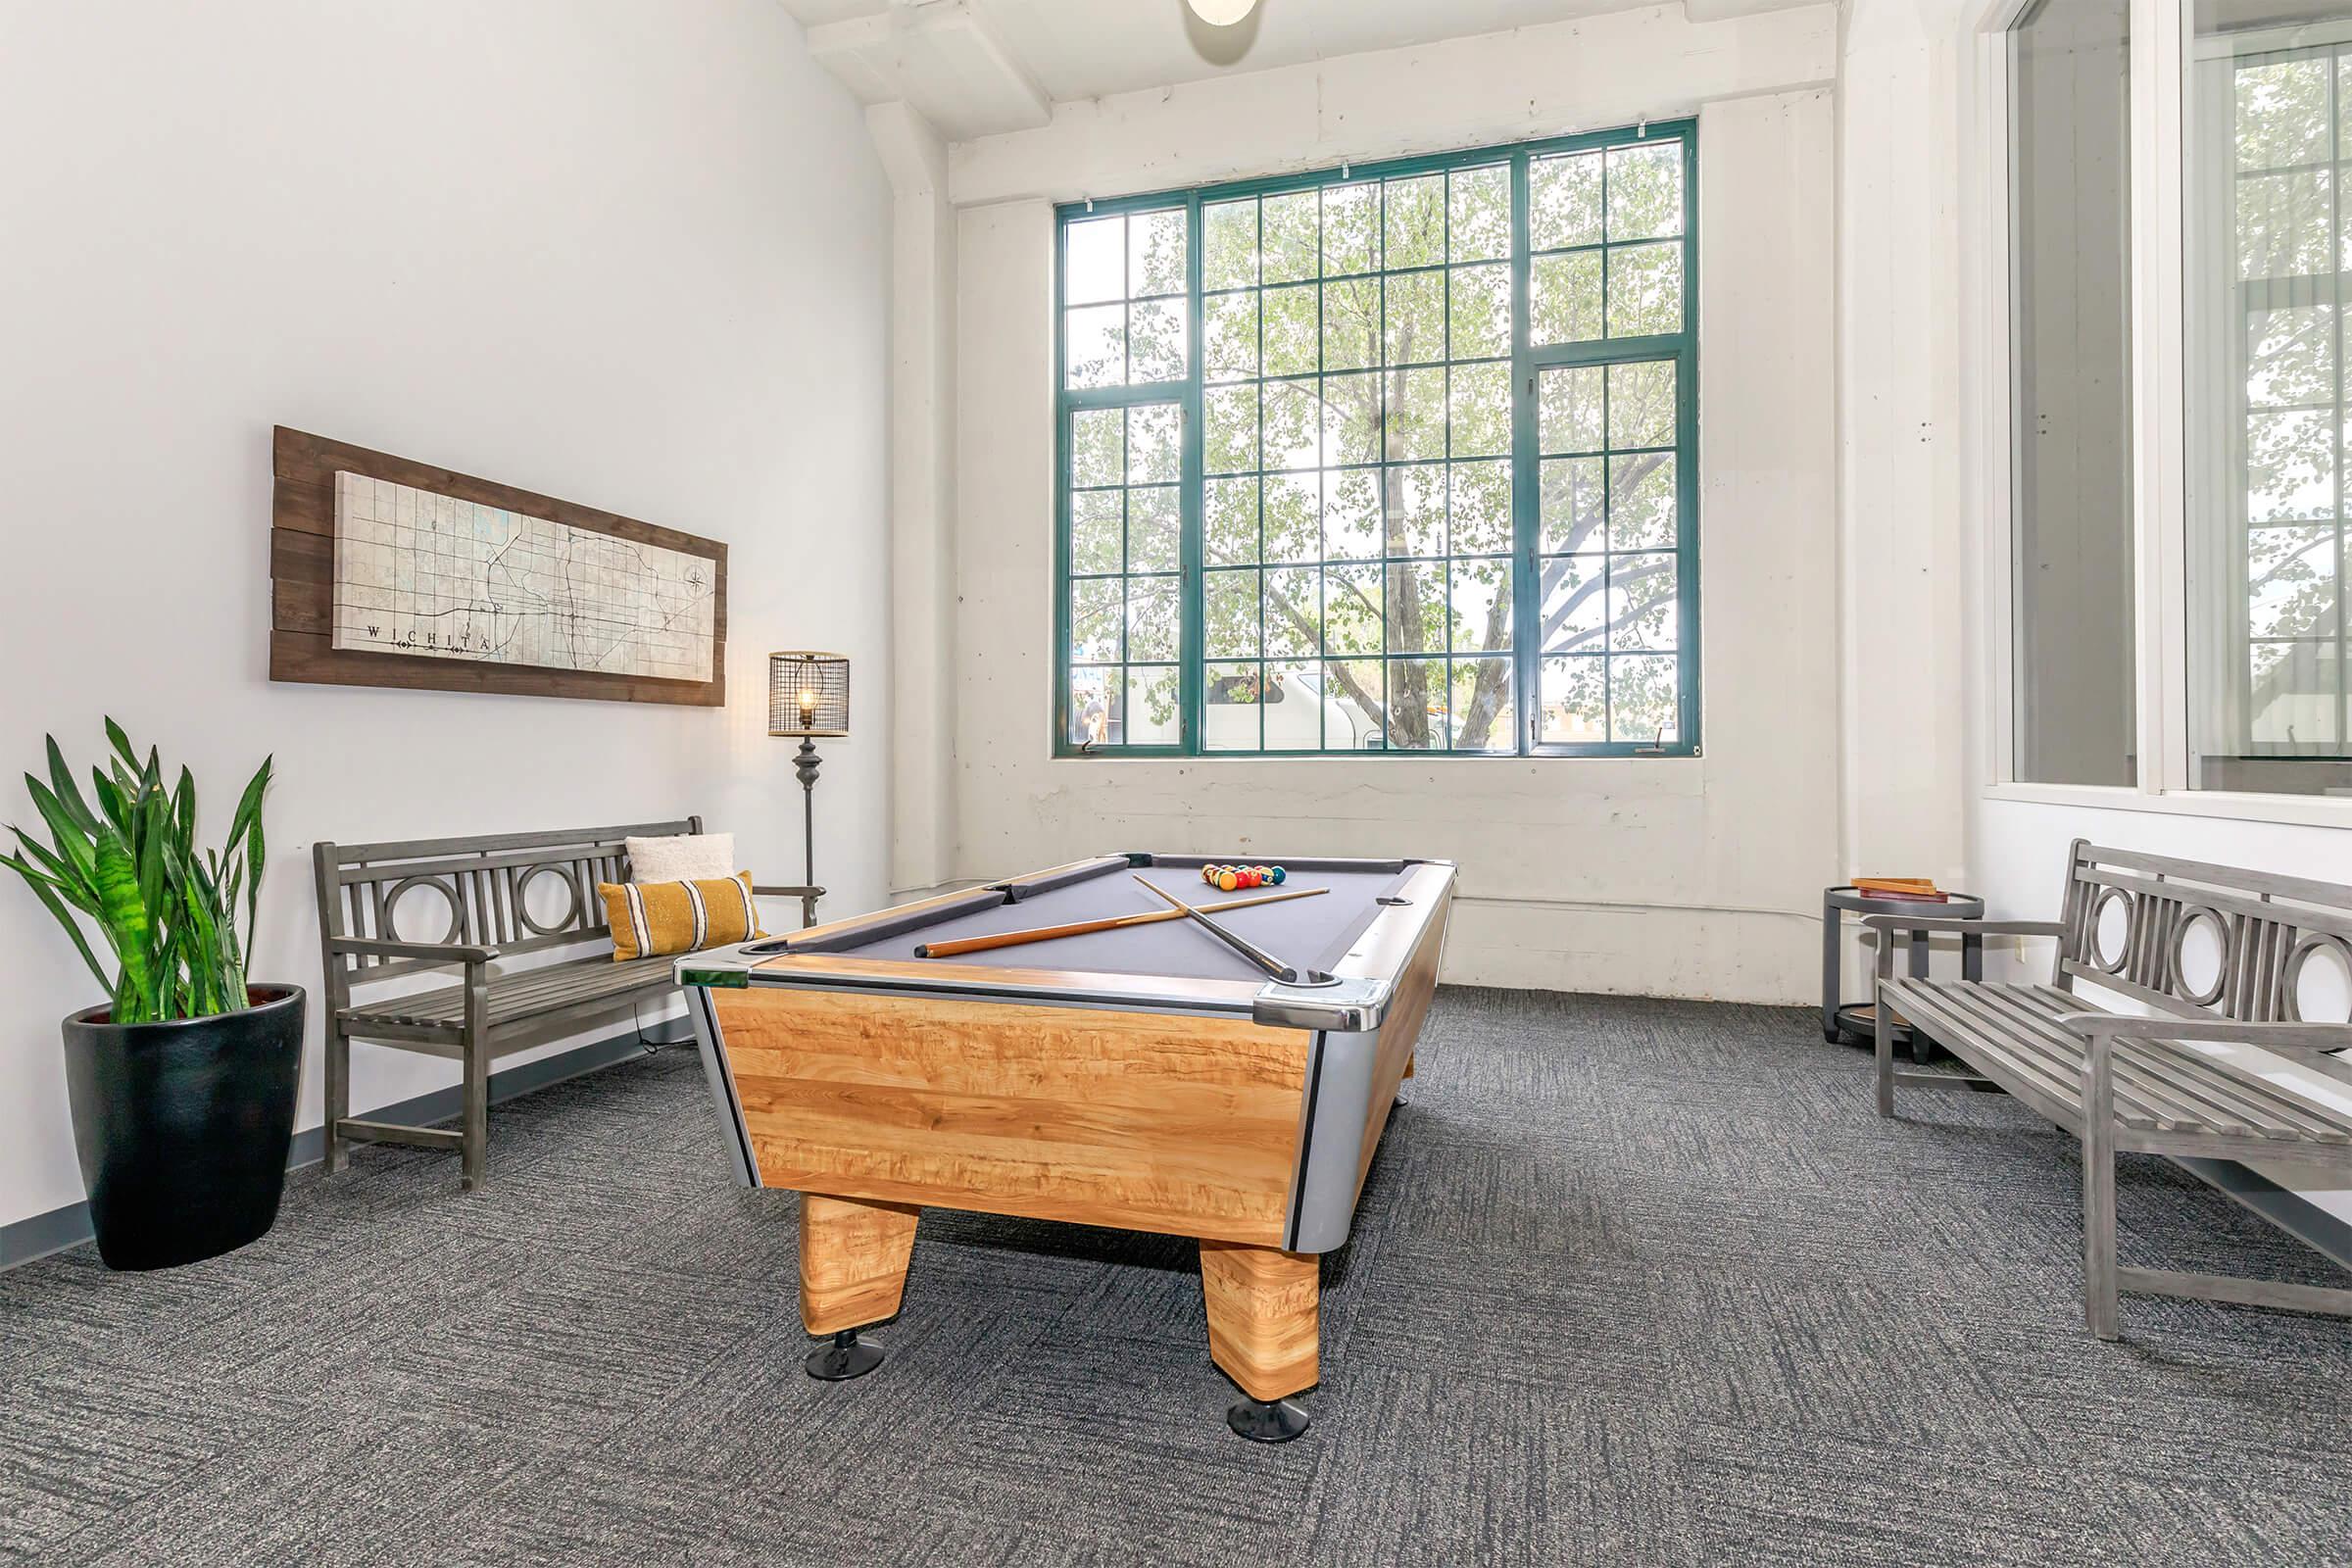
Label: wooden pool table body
xmin=678 ymin=853 xmax=1453 ymax=1416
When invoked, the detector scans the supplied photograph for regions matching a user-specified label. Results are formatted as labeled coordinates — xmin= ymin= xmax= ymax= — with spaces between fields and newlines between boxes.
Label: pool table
xmin=677 ymin=852 xmax=1454 ymax=1441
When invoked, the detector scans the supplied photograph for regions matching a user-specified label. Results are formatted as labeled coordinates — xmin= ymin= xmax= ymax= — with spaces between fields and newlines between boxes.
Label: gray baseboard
xmin=0 ymin=1027 xmax=674 ymax=1271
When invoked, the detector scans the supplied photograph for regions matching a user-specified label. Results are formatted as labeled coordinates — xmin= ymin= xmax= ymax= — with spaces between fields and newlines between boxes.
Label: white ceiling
xmin=776 ymin=0 xmax=1801 ymax=141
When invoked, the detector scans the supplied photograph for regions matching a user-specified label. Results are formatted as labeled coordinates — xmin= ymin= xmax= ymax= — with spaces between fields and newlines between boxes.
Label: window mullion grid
xmin=1182 ymin=192 xmax=1206 ymax=757
xmin=1675 ymin=129 xmax=1701 ymax=759
xmin=1430 ymin=174 xmax=1448 ymax=757
xmin=1318 ymin=191 xmax=1331 ymax=752
xmin=1254 ymin=202 xmax=1269 ymax=750
xmin=2332 ymin=54 xmax=2347 ymax=751
xmin=1510 ymin=150 xmax=1538 ymax=757
xmin=1524 ymin=339 xmax=1638 ymax=755
xmin=1381 ymin=177 xmax=1403 ymax=749
xmin=1054 ymin=295 xmax=1073 ymax=751
xmin=1055 ymin=124 xmax=1695 ymax=759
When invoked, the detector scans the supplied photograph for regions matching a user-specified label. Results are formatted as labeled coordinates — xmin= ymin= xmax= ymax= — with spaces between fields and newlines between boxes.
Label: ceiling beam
xmin=1683 ymin=0 xmax=1818 ymax=19
xmin=805 ymin=1 xmax=1050 ymax=140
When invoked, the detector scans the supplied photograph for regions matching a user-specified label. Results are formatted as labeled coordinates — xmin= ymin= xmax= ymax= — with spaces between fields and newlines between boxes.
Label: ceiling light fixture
xmin=1186 ymin=0 xmax=1258 ymax=24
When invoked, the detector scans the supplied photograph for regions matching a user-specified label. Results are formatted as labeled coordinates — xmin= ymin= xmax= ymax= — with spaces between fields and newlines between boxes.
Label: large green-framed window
xmin=1055 ymin=122 xmax=1698 ymax=757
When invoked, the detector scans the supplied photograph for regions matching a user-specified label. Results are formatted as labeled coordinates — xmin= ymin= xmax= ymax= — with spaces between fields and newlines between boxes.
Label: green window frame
xmin=1054 ymin=122 xmax=1698 ymax=758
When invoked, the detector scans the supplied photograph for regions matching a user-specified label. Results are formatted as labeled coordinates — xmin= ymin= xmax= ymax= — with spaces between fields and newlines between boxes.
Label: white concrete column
xmin=868 ymin=101 xmax=959 ymax=897
xmin=1836 ymin=2 xmax=1971 ymax=886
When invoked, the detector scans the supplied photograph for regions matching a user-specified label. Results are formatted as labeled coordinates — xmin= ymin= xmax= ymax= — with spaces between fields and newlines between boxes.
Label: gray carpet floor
xmin=6 ymin=987 xmax=2351 ymax=1566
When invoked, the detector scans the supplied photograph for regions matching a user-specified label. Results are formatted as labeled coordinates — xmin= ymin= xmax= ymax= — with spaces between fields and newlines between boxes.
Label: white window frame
xmin=1972 ymin=0 xmax=2352 ymax=828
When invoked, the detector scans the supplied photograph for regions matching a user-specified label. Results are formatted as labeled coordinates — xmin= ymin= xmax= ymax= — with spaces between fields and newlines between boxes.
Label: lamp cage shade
xmin=769 ymin=652 xmax=851 ymax=738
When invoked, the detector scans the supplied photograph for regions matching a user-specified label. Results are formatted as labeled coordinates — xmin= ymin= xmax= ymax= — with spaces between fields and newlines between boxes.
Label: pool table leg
xmin=799 ymin=1192 xmax=920 ymax=1380
xmin=1200 ymin=1240 xmax=1319 ymax=1442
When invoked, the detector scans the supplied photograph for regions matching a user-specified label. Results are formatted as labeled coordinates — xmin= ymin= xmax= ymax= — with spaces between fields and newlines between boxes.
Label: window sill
xmin=1982 ymin=780 xmax=2352 ymax=831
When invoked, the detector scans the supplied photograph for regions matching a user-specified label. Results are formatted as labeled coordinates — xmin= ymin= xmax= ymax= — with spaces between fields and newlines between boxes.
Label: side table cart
xmin=1821 ymin=885 xmax=1984 ymax=1065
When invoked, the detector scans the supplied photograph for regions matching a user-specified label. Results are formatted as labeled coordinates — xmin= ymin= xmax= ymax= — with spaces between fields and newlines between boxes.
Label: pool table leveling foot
xmin=806 ymin=1328 xmax=884 ymax=1381
xmin=1227 ymin=1397 xmax=1312 ymax=1444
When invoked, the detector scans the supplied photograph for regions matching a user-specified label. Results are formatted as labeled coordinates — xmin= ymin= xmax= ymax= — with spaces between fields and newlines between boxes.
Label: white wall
xmin=1837 ymin=4 xmax=1971 ymax=890
xmin=0 ymin=0 xmax=892 ymax=1234
xmin=943 ymin=10 xmax=1844 ymax=1004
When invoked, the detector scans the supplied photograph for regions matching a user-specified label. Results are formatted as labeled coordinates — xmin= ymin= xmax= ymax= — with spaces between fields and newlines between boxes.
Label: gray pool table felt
xmin=821 ymin=862 xmax=1414 ymax=983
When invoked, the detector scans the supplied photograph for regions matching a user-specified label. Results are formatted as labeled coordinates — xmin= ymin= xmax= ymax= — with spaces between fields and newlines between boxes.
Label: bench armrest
xmin=753 ymin=883 xmax=826 ymax=933
xmin=2053 ymin=1012 xmax=2352 ymax=1057
xmin=330 ymin=937 xmax=502 ymax=964
xmin=1866 ymin=915 xmax=2065 ymax=975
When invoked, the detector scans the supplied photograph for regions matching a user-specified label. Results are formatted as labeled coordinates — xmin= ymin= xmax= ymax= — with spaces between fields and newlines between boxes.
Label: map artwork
xmin=330 ymin=471 xmax=716 ymax=682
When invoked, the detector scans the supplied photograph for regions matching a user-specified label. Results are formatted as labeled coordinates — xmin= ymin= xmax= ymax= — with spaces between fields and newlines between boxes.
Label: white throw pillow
xmin=626 ymin=832 xmax=736 ymax=882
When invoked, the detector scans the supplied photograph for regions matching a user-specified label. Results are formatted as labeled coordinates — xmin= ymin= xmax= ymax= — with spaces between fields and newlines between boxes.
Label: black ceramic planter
xmin=61 ymin=985 xmax=305 ymax=1271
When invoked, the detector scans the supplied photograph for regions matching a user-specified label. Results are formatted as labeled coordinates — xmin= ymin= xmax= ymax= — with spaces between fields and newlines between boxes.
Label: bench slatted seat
xmin=339 ymin=955 xmax=682 ymax=1034
xmin=316 ymin=820 xmax=820 ymax=1189
xmin=1872 ymin=841 xmax=2352 ymax=1338
xmin=1883 ymin=980 xmax=2352 ymax=1144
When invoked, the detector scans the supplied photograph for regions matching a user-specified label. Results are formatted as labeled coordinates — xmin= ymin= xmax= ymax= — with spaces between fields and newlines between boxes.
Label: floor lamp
xmin=769 ymin=652 xmax=850 ymax=915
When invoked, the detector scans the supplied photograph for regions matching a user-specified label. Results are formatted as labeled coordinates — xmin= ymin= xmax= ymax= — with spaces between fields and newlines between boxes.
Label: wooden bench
xmin=314 ymin=819 xmax=819 ymax=1189
xmin=1869 ymin=841 xmax=2352 ymax=1338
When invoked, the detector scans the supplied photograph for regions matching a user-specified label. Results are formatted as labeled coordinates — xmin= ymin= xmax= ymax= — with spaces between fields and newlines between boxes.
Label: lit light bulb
xmin=798 ymin=687 xmax=817 ymax=724
xmin=1186 ymin=0 xmax=1256 ymax=24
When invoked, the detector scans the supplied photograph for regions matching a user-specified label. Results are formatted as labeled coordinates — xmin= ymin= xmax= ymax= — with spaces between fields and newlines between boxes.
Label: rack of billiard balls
xmin=1201 ymin=863 xmax=1286 ymax=893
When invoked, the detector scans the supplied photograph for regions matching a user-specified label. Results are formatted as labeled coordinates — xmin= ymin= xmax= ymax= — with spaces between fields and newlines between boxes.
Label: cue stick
xmin=1131 ymin=875 xmax=1315 ymax=985
xmin=911 ymin=884 xmax=1328 ymax=958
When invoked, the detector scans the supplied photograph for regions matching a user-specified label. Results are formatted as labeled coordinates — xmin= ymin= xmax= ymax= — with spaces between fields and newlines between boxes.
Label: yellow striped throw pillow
xmin=599 ymin=872 xmax=766 ymax=961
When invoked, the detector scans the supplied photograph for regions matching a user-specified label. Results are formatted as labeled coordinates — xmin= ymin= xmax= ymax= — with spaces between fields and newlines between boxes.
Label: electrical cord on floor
xmin=630 ymin=999 xmax=690 ymax=1055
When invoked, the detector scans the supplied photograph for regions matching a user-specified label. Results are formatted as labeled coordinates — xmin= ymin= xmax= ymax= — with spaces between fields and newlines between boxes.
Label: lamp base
xmin=793 ymin=739 xmax=821 ymax=900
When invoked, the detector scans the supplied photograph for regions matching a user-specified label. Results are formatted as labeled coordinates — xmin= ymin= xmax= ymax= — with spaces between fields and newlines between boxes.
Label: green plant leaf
xmin=89 ymin=766 xmax=128 ymax=834
xmin=8 ymin=819 xmax=81 ymax=875
xmin=244 ymin=816 xmax=266 ymax=957
xmin=225 ymin=758 xmax=270 ymax=850
xmin=0 ymin=853 xmax=111 ymax=991
xmin=181 ymin=853 xmax=239 ymax=1014
xmin=221 ymin=859 xmax=245 ymax=970
xmin=157 ymin=916 xmax=192 ymax=1015
xmin=23 ymin=778 xmax=98 ymax=885
xmin=103 ymin=717 xmax=141 ymax=771
xmin=43 ymin=737 xmax=100 ymax=836
xmin=173 ymin=765 xmax=196 ymax=847
xmin=2 ymin=835 xmax=94 ymax=908
xmin=134 ymin=771 xmax=170 ymax=932
xmin=227 ymin=756 xmax=270 ymax=957
xmin=90 ymin=829 xmax=155 ymax=1022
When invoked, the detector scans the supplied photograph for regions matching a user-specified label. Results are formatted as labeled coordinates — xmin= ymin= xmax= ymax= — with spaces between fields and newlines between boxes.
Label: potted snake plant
xmin=3 ymin=721 xmax=300 ymax=1270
